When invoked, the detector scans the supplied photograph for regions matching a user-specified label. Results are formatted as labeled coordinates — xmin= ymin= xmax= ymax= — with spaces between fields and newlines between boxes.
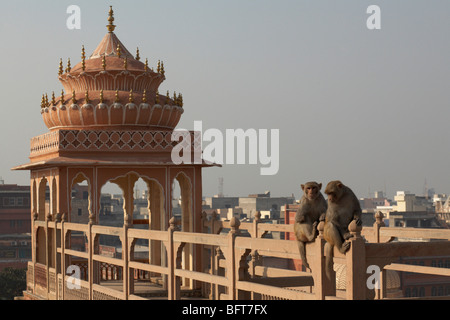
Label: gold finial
xmin=51 ymin=92 xmax=56 ymax=106
xmin=160 ymin=61 xmax=165 ymax=77
xmin=155 ymin=91 xmax=159 ymax=104
xmin=124 ymin=57 xmax=128 ymax=70
xmin=142 ymin=89 xmax=147 ymax=103
xmin=60 ymin=90 xmax=65 ymax=105
xmin=179 ymin=93 xmax=183 ymax=107
xmin=173 ymin=91 xmax=177 ymax=104
xmin=129 ymin=89 xmax=134 ymax=103
xmin=135 ymin=48 xmax=140 ymax=61
xmin=81 ymin=45 xmax=86 ymax=71
xmin=115 ymin=89 xmax=119 ymax=103
xmin=72 ymin=90 xmax=76 ymax=104
xmin=66 ymin=58 xmax=71 ymax=73
xmin=157 ymin=60 xmax=161 ymax=73
xmin=58 ymin=58 xmax=64 ymax=76
xmin=107 ymin=6 xmax=116 ymax=33
xmin=41 ymin=94 xmax=45 ymax=108
xmin=85 ymin=90 xmax=90 ymax=104
xmin=144 ymin=58 xmax=149 ymax=72
xmin=102 ymin=56 xmax=106 ymax=70
xmin=116 ymin=44 xmax=121 ymax=58
xmin=45 ymin=93 xmax=49 ymax=107
xmin=166 ymin=91 xmax=171 ymax=105
xmin=99 ymin=89 xmax=104 ymax=103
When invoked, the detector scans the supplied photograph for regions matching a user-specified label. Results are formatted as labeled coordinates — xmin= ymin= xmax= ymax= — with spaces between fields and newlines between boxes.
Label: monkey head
xmin=324 ymin=180 xmax=345 ymax=203
xmin=301 ymin=182 xmax=322 ymax=201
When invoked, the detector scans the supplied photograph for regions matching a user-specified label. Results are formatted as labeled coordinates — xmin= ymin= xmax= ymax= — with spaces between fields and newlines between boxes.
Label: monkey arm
xmin=295 ymin=208 xmax=306 ymax=223
xmin=353 ymin=207 xmax=363 ymax=226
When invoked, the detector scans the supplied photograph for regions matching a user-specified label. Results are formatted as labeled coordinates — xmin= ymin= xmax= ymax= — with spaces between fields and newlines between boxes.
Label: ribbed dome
xmin=40 ymin=7 xmax=183 ymax=132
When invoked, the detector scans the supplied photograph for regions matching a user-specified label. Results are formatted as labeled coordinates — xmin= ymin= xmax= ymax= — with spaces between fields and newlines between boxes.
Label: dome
xmin=40 ymin=6 xmax=184 ymax=132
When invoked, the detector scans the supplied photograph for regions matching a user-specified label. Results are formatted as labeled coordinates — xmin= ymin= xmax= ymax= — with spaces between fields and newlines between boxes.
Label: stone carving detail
xmin=30 ymin=130 xmax=197 ymax=156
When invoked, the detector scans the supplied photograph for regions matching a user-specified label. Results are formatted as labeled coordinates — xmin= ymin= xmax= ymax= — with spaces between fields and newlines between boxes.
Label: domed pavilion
xmin=13 ymin=6 xmax=213 ymax=300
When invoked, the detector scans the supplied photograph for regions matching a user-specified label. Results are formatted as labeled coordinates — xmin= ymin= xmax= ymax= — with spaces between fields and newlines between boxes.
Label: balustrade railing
xmin=25 ymin=211 xmax=450 ymax=300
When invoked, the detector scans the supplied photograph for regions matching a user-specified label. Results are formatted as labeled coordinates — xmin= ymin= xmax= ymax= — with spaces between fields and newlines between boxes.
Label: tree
xmin=0 ymin=268 xmax=26 ymax=300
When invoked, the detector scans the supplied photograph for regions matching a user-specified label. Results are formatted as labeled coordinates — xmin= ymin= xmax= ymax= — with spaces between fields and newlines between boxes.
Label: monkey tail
xmin=324 ymin=242 xmax=334 ymax=280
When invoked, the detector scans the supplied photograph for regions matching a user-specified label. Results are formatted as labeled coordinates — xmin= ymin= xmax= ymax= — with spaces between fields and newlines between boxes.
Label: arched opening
xmin=141 ymin=177 xmax=166 ymax=279
xmin=70 ymin=174 xmax=91 ymax=224
xmin=172 ymin=172 xmax=193 ymax=287
xmin=68 ymin=174 xmax=91 ymax=253
xmin=131 ymin=178 xmax=150 ymax=266
xmin=37 ymin=177 xmax=49 ymax=221
xmin=173 ymin=173 xmax=193 ymax=232
xmin=99 ymin=180 xmax=124 ymax=251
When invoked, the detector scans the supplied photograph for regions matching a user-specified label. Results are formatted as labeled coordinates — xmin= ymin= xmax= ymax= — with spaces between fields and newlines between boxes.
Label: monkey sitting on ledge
xmin=322 ymin=180 xmax=362 ymax=279
xmin=294 ymin=182 xmax=327 ymax=270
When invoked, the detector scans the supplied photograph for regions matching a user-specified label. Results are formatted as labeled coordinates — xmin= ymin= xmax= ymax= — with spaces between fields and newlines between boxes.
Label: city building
xmin=0 ymin=182 xmax=32 ymax=270
xmin=393 ymin=191 xmax=434 ymax=213
xmin=359 ymin=191 xmax=391 ymax=213
xmin=204 ymin=191 xmax=294 ymax=221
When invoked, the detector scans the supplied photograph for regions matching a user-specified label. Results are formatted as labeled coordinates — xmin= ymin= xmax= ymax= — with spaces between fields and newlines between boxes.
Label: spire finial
xmin=135 ymin=48 xmax=140 ymax=61
xmin=58 ymin=58 xmax=63 ymax=76
xmin=144 ymin=58 xmax=149 ymax=72
xmin=129 ymin=89 xmax=134 ymax=103
xmin=99 ymin=89 xmax=104 ymax=104
xmin=60 ymin=90 xmax=65 ymax=106
xmin=81 ymin=45 xmax=86 ymax=71
xmin=115 ymin=89 xmax=120 ymax=103
xmin=142 ymin=89 xmax=147 ymax=103
xmin=166 ymin=91 xmax=171 ymax=105
xmin=117 ymin=43 xmax=122 ymax=58
xmin=65 ymin=58 xmax=71 ymax=73
xmin=107 ymin=6 xmax=116 ymax=33
xmin=160 ymin=61 xmax=165 ymax=77
xmin=102 ymin=56 xmax=106 ymax=70
xmin=72 ymin=90 xmax=76 ymax=105
xmin=85 ymin=89 xmax=90 ymax=104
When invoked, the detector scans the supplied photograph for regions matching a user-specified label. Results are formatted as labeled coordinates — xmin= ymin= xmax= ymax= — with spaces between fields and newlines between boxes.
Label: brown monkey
xmin=323 ymin=180 xmax=362 ymax=279
xmin=294 ymin=182 xmax=327 ymax=270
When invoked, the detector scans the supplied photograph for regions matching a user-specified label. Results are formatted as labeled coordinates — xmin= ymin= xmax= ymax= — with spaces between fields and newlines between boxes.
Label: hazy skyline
xmin=1 ymin=0 xmax=449 ymax=199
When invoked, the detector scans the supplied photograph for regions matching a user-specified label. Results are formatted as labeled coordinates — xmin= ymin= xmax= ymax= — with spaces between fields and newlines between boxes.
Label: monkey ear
xmin=301 ymin=184 xmax=305 ymax=191
xmin=337 ymin=182 xmax=343 ymax=188
xmin=318 ymin=183 xmax=322 ymax=190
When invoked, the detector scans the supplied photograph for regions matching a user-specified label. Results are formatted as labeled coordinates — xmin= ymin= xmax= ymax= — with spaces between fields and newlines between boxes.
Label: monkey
xmin=294 ymin=182 xmax=327 ymax=270
xmin=322 ymin=180 xmax=362 ymax=279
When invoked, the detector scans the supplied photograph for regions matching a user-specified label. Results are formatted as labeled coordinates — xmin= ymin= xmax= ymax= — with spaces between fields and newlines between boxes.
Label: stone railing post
xmin=167 ymin=217 xmax=177 ymax=300
xmin=346 ymin=220 xmax=366 ymax=300
xmin=227 ymin=217 xmax=240 ymax=300
xmin=214 ymin=247 xmax=225 ymax=300
xmin=313 ymin=217 xmax=336 ymax=299
xmin=373 ymin=211 xmax=385 ymax=243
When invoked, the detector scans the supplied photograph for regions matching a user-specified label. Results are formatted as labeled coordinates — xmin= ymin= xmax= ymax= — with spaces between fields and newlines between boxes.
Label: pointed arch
xmin=70 ymin=172 xmax=92 ymax=223
xmin=173 ymin=171 xmax=193 ymax=233
xmin=38 ymin=177 xmax=49 ymax=221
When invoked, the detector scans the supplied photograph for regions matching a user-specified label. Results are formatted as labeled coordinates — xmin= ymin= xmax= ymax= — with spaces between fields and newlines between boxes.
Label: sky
xmin=0 ymin=0 xmax=450 ymax=200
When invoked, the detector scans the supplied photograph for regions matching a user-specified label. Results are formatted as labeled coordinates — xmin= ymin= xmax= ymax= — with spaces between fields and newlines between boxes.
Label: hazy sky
xmin=1 ymin=0 xmax=449 ymax=199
